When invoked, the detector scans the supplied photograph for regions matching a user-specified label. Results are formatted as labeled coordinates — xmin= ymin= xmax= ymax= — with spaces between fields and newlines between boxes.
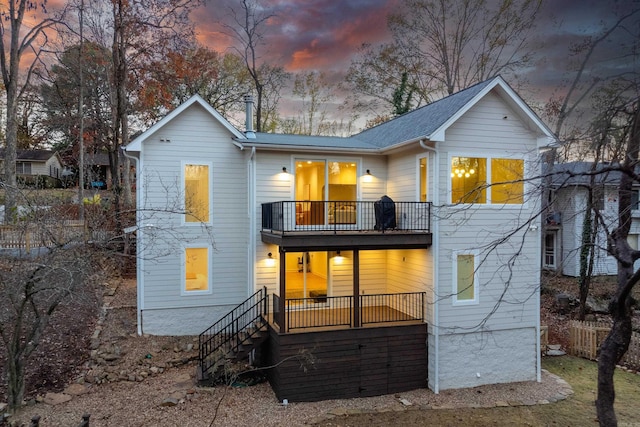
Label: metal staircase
xmin=197 ymin=287 xmax=269 ymax=384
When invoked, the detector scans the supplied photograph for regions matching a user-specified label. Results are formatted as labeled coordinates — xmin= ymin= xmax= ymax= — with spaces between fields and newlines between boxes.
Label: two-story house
xmin=545 ymin=161 xmax=640 ymax=276
xmin=124 ymin=76 xmax=557 ymax=401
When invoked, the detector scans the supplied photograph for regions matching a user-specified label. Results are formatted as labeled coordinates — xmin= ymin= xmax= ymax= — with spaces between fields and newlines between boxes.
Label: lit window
xmin=419 ymin=156 xmax=428 ymax=202
xmin=491 ymin=158 xmax=524 ymax=204
xmin=451 ymin=157 xmax=486 ymax=203
xmin=184 ymin=164 xmax=210 ymax=223
xmin=185 ymin=247 xmax=209 ymax=292
xmin=450 ymin=156 xmax=524 ymax=205
xmin=454 ymin=252 xmax=478 ymax=304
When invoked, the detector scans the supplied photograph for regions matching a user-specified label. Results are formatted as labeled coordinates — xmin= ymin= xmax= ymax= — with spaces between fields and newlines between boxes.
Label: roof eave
xmin=234 ymin=140 xmax=383 ymax=154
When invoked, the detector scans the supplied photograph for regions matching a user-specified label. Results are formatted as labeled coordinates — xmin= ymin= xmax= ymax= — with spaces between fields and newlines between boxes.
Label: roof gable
xmin=353 ymin=76 xmax=557 ymax=150
xmin=125 ymin=95 xmax=246 ymax=152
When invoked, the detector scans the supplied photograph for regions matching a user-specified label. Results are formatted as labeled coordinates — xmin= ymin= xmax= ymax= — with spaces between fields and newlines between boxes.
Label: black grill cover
xmin=374 ymin=195 xmax=396 ymax=230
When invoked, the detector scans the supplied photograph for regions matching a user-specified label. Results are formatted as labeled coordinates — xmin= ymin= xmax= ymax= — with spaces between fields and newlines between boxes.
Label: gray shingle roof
xmin=246 ymin=132 xmax=378 ymax=150
xmin=550 ymin=162 xmax=624 ymax=187
xmin=0 ymin=149 xmax=57 ymax=162
xmin=243 ymin=77 xmax=499 ymax=151
xmin=352 ymin=78 xmax=496 ymax=148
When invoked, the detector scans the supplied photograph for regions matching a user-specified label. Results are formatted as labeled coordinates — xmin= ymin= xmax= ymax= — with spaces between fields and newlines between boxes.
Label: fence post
xmin=25 ymin=228 xmax=31 ymax=253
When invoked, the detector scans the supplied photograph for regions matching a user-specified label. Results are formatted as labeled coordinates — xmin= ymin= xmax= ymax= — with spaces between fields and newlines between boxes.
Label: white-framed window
xmin=452 ymin=251 xmax=479 ymax=305
xmin=450 ymin=155 xmax=524 ymax=205
xmin=183 ymin=162 xmax=212 ymax=224
xmin=544 ymin=231 xmax=557 ymax=269
xmin=418 ymin=155 xmax=428 ymax=202
xmin=17 ymin=162 xmax=32 ymax=174
xmin=182 ymin=245 xmax=212 ymax=295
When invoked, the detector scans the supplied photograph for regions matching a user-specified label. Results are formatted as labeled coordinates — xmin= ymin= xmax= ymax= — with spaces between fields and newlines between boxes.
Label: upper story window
xmin=184 ymin=163 xmax=211 ymax=223
xmin=451 ymin=156 xmax=524 ymax=205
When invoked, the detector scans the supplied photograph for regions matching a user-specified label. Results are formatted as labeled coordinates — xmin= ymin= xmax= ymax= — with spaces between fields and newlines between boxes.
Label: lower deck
xmin=262 ymin=321 xmax=428 ymax=402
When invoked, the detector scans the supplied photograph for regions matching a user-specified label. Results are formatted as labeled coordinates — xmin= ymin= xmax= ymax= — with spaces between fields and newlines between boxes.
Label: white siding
xmin=434 ymin=92 xmax=541 ymax=334
xmin=138 ymin=103 xmax=249 ymax=334
xmin=253 ymin=151 xmax=387 ymax=296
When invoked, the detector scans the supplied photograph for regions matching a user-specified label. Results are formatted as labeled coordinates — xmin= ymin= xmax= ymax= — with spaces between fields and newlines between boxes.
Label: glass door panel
xmin=295 ymin=160 xmax=325 ymax=225
xmin=285 ymin=251 xmax=328 ymax=303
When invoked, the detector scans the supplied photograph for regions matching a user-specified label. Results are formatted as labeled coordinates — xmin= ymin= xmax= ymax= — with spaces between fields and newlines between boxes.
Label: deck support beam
xmin=279 ymin=247 xmax=286 ymax=333
xmin=353 ymin=249 xmax=360 ymax=328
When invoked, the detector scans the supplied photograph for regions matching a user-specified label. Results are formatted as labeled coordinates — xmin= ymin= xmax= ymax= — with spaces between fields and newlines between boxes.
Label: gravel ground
xmin=7 ymin=365 xmax=570 ymax=427
xmin=4 ymin=278 xmax=572 ymax=426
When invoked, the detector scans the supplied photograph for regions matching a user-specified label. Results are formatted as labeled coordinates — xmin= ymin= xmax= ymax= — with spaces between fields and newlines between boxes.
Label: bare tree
xmin=0 ymin=186 xmax=103 ymax=409
xmin=223 ymin=0 xmax=289 ymax=132
xmin=389 ymin=0 xmax=542 ymax=96
xmin=0 ymin=1 xmax=66 ymax=223
xmin=593 ymin=88 xmax=640 ymax=427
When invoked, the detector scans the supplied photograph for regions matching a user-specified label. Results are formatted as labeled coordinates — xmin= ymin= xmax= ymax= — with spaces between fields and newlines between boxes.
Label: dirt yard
xmin=1 ymin=273 xmax=639 ymax=426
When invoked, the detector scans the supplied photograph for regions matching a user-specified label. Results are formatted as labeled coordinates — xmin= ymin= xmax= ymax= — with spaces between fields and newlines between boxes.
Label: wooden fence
xmin=0 ymin=220 xmax=87 ymax=252
xmin=570 ymin=320 xmax=640 ymax=370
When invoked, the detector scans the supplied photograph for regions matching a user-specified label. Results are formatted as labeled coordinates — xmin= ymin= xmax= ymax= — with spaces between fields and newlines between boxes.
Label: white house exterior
xmin=545 ymin=162 xmax=640 ymax=277
xmin=125 ymin=76 xmax=557 ymax=397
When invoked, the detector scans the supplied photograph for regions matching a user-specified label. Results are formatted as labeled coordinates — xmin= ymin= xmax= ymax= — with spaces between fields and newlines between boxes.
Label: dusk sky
xmin=191 ymin=0 xmax=639 ymax=120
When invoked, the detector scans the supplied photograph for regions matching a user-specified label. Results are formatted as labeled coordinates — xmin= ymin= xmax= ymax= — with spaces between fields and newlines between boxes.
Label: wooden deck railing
xmin=262 ymin=201 xmax=431 ymax=234
xmin=278 ymin=292 xmax=425 ymax=332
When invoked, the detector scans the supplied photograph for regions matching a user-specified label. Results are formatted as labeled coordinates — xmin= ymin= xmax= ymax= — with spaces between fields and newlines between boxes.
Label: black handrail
xmin=280 ymin=292 xmax=425 ymax=331
xmin=198 ymin=286 xmax=268 ymax=378
xmin=261 ymin=201 xmax=431 ymax=234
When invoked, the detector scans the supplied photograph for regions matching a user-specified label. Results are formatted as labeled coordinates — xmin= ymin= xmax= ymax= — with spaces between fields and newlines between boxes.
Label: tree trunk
xmin=6 ymin=348 xmax=25 ymax=409
xmin=4 ymin=92 xmax=18 ymax=224
xmin=596 ymin=104 xmax=640 ymax=426
xmin=596 ymin=298 xmax=633 ymax=426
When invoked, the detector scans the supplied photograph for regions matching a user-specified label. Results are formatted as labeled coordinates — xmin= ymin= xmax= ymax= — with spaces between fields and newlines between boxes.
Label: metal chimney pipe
xmin=244 ymin=94 xmax=256 ymax=138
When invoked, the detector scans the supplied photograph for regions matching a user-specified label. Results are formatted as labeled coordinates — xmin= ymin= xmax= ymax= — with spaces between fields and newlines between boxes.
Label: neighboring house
xmin=79 ymin=151 xmax=135 ymax=190
xmin=545 ymin=161 xmax=638 ymax=277
xmin=124 ymin=76 xmax=557 ymax=401
xmin=0 ymin=149 xmax=64 ymax=184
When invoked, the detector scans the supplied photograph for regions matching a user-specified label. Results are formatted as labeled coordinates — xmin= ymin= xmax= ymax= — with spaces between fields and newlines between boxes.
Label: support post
xmin=279 ymin=248 xmax=286 ymax=333
xmin=353 ymin=249 xmax=360 ymax=328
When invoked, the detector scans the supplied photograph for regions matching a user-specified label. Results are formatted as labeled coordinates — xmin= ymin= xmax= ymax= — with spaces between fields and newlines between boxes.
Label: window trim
xmin=448 ymin=154 xmax=526 ymax=206
xmin=417 ymin=154 xmax=429 ymax=202
xmin=181 ymin=244 xmax=213 ymax=296
xmin=182 ymin=161 xmax=213 ymax=225
xmin=452 ymin=250 xmax=480 ymax=306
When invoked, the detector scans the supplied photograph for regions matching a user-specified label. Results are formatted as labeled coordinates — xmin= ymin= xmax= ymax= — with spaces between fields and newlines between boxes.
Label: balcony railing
xmin=262 ymin=201 xmax=431 ymax=234
xmin=272 ymin=292 xmax=425 ymax=332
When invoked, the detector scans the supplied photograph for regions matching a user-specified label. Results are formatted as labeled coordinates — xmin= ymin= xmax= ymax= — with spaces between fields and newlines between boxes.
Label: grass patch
xmin=316 ymin=356 xmax=640 ymax=426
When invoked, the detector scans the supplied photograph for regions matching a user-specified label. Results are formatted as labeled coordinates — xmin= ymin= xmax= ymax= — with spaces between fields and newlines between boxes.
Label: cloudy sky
xmin=191 ymin=0 xmax=639 ymax=120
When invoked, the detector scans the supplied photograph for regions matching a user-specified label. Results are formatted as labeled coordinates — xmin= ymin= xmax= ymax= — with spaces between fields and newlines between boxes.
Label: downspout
xmin=420 ymin=138 xmax=440 ymax=393
xmin=122 ymin=147 xmax=144 ymax=336
xmin=248 ymin=147 xmax=256 ymax=298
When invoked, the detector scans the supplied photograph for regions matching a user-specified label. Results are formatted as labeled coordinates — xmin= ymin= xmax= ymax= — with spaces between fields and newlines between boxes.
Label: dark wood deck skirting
xmin=263 ymin=323 xmax=428 ymax=402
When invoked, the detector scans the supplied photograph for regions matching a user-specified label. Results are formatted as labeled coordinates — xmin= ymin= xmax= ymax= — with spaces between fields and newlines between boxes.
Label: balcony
xmin=271 ymin=292 xmax=425 ymax=333
xmin=261 ymin=201 xmax=432 ymax=250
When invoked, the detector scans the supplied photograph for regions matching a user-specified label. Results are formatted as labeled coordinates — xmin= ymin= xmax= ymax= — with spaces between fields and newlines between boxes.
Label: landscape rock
xmin=64 ymin=384 xmax=89 ymax=396
xmin=43 ymin=392 xmax=72 ymax=405
xmin=160 ymin=397 xmax=179 ymax=407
